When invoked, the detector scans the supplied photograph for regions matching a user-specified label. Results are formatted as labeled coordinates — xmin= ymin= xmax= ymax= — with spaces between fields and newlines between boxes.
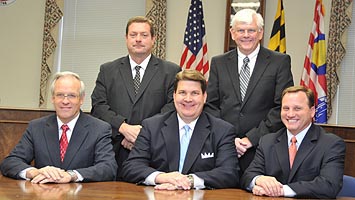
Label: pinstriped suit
xmin=91 ymin=55 xmax=181 ymax=179
xmin=205 ymin=46 xmax=294 ymax=173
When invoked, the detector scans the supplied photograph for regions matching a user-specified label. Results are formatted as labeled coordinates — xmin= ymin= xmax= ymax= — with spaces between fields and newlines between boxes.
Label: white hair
xmin=50 ymin=71 xmax=85 ymax=97
xmin=231 ymin=8 xmax=264 ymax=30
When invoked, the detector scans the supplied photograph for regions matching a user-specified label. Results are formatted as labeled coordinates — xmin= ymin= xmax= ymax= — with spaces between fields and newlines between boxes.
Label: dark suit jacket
xmin=0 ymin=112 xmax=117 ymax=182
xmin=241 ymin=124 xmax=345 ymax=199
xmin=91 ymin=55 xmax=181 ymax=176
xmin=121 ymin=111 xmax=240 ymax=189
xmin=205 ymin=46 xmax=294 ymax=172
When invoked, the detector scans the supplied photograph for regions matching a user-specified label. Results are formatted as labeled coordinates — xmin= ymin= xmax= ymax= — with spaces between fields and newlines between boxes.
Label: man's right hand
xmin=255 ymin=175 xmax=283 ymax=197
xmin=121 ymin=138 xmax=134 ymax=150
xmin=118 ymin=122 xmax=142 ymax=143
xmin=27 ymin=166 xmax=69 ymax=184
xmin=155 ymin=172 xmax=191 ymax=190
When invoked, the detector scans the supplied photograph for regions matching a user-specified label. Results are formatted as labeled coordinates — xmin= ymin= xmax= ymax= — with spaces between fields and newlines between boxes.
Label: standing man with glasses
xmin=0 ymin=71 xmax=117 ymax=183
xmin=91 ymin=16 xmax=181 ymax=180
xmin=205 ymin=8 xmax=294 ymax=174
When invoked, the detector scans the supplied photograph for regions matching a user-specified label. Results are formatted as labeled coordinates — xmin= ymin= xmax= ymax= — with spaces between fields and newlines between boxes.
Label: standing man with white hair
xmin=205 ymin=8 xmax=294 ymax=174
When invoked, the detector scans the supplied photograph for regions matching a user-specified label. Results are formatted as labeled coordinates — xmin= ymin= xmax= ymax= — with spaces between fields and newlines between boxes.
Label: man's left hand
xmin=235 ymin=137 xmax=252 ymax=158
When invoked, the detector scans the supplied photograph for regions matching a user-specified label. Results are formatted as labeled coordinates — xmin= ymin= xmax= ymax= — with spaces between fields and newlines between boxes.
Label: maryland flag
xmin=268 ymin=0 xmax=286 ymax=53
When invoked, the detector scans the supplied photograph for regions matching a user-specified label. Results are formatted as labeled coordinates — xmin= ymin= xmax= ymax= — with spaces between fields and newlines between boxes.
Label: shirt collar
xmin=176 ymin=113 xmax=199 ymax=132
xmin=287 ymin=122 xmax=312 ymax=146
xmin=57 ymin=113 xmax=80 ymax=132
xmin=237 ymin=44 xmax=260 ymax=60
xmin=129 ymin=54 xmax=151 ymax=71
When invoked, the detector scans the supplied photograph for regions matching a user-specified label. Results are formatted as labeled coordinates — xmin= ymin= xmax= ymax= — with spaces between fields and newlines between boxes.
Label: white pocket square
xmin=201 ymin=152 xmax=214 ymax=159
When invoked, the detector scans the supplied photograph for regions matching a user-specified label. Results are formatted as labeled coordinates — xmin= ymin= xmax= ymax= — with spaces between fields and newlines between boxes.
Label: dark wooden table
xmin=0 ymin=175 xmax=353 ymax=200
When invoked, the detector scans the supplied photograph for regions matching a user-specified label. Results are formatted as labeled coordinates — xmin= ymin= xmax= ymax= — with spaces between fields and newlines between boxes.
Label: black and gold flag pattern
xmin=268 ymin=0 xmax=286 ymax=53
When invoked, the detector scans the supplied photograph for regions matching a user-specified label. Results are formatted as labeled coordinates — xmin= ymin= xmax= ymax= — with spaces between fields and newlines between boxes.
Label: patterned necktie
xmin=289 ymin=136 xmax=297 ymax=168
xmin=133 ymin=65 xmax=141 ymax=95
xmin=179 ymin=125 xmax=190 ymax=173
xmin=60 ymin=124 xmax=69 ymax=162
xmin=240 ymin=57 xmax=250 ymax=101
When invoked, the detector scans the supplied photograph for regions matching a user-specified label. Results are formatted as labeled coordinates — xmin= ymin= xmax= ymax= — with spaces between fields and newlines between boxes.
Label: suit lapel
xmin=275 ymin=131 xmax=291 ymax=179
xmin=161 ymin=112 xmax=180 ymax=171
xmin=134 ymin=56 xmax=159 ymax=103
xmin=118 ymin=56 xmax=135 ymax=101
xmin=182 ymin=113 xmax=211 ymax=174
xmin=61 ymin=113 xmax=90 ymax=169
xmin=243 ymin=47 xmax=270 ymax=105
xmin=44 ymin=115 xmax=62 ymax=166
xmin=288 ymin=125 xmax=318 ymax=181
xmin=225 ymin=50 xmax=243 ymax=102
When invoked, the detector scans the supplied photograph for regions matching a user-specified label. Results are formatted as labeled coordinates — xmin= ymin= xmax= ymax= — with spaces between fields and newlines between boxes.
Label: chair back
xmin=337 ymin=175 xmax=355 ymax=197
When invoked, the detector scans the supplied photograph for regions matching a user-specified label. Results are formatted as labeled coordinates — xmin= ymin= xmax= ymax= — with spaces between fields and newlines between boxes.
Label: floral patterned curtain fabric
xmin=146 ymin=0 xmax=167 ymax=59
xmin=326 ymin=0 xmax=353 ymax=118
xmin=39 ymin=0 xmax=63 ymax=107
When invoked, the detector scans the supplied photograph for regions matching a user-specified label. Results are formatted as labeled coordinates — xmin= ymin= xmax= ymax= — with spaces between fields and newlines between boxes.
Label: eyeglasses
xmin=234 ymin=29 xmax=258 ymax=34
xmin=54 ymin=93 xmax=79 ymax=100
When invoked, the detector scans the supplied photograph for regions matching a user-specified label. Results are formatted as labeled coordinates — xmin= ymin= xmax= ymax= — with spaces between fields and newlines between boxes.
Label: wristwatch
xmin=67 ymin=170 xmax=77 ymax=182
xmin=186 ymin=174 xmax=194 ymax=188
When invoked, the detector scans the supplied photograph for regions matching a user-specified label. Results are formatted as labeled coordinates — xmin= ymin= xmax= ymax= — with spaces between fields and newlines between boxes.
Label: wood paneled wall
xmin=320 ymin=124 xmax=355 ymax=177
xmin=0 ymin=107 xmax=54 ymax=163
xmin=0 ymin=108 xmax=354 ymax=176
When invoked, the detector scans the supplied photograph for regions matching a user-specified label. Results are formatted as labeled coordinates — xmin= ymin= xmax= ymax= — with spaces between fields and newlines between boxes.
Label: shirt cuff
xmin=144 ymin=171 xmax=163 ymax=185
xmin=247 ymin=175 xmax=261 ymax=191
xmin=190 ymin=174 xmax=205 ymax=189
xmin=73 ymin=170 xmax=84 ymax=182
xmin=19 ymin=167 xmax=36 ymax=180
xmin=283 ymin=185 xmax=296 ymax=197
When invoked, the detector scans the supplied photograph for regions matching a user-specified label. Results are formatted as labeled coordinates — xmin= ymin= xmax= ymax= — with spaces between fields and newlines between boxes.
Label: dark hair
xmin=174 ymin=70 xmax=207 ymax=93
xmin=281 ymin=85 xmax=315 ymax=108
xmin=126 ymin=16 xmax=155 ymax=37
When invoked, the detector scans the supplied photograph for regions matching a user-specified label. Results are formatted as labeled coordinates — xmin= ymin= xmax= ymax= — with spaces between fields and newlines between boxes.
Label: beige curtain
xmin=146 ymin=0 xmax=167 ymax=59
xmin=326 ymin=0 xmax=353 ymax=119
xmin=39 ymin=0 xmax=63 ymax=108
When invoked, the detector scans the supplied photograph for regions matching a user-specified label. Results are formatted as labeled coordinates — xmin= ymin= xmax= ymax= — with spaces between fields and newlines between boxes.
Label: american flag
xmin=300 ymin=0 xmax=327 ymax=123
xmin=180 ymin=0 xmax=209 ymax=79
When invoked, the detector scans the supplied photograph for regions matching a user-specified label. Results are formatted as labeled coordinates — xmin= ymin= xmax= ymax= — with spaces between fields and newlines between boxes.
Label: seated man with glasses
xmin=0 ymin=71 xmax=117 ymax=183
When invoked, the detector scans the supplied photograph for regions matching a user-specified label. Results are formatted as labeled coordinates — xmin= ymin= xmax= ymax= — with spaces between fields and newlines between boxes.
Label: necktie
xmin=240 ymin=57 xmax=250 ymax=101
xmin=133 ymin=66 xmax=141 ymax=95
xmin=179 ymin=125 xmax=190 ymax=173
xmin=289 ymin=136 xmax=297 ymax=168
xmin=60 ymin=124 xmax=69 ymax=162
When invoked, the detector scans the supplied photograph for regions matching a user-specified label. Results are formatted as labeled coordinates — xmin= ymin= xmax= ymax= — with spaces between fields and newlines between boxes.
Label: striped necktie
xmin=240 ymin=57 xmax=250 ymax=101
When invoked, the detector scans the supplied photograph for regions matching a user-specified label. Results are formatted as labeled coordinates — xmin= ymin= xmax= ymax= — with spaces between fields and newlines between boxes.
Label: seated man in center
xmin=122 ymin=70 xmax=239 ymax=190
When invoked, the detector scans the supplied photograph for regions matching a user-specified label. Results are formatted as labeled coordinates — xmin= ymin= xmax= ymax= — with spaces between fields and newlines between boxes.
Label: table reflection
xmin=17 ymin=180 xmax=82 ymax=200
xmin=144 ymin=187 xmax=205 ymax=200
